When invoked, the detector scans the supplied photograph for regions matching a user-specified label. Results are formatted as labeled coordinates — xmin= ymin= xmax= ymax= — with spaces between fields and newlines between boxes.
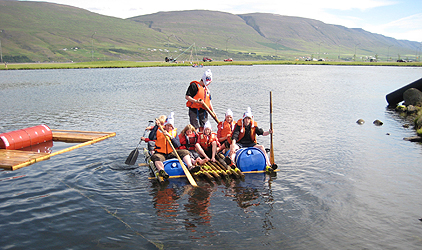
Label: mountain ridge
xmin=0 ymin=0 xmax=419 ymax=62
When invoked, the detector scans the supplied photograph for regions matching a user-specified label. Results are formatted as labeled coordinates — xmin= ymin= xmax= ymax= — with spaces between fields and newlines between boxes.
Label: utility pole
xmin=166 ymin=34 xmax=173 ymax=57
xmin=0 ymin=38 xmax=2 ymax=63
xmin=275 ymin=38 xmax=282 ymax=58
xmin=354 ymin=43 xmax=360 ymax=61
xmin=225 ymin=36 xmax=233 ymax=57
xmin=387 ymin=45 xmax=393 ymax=62
xmin=318 ymin=42 xmax=323 ymax=60
xmin=91 ymin=32 xmax=96 ymax=61
xmin=0 ymin=30 xmax=3 ymax=63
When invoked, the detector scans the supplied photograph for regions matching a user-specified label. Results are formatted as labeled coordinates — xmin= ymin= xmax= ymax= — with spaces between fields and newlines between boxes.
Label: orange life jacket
xmin=155 ymin=128 xmax=177 ymax=154
xmin=217 ymin=120 xmax=235 ymax=143
xmin=178 ymin=132 xmax=198 ymax=151
xmin=236 ymin=119 xmax=258 ymax=143
xmin=198 ymin=132 xmax=218 ymax=150
xmin=186 ymin=81 xmax=211 ymax=110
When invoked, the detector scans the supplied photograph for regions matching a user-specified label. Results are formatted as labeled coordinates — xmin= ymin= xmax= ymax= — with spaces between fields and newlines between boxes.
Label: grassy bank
xmin=1 ymin=60 xmax=422 ymax=70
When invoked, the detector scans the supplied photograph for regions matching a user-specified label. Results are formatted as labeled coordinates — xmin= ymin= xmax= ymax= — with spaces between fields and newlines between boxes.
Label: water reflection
xmin=20 ymin=140 xmax=53 ymax=153
xmin=150 ymin=173 xmax=278 ymax=241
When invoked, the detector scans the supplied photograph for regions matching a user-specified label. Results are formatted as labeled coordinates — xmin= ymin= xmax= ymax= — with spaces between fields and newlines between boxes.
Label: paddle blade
xmin=125 ymin=148 xmax=139 ymax=165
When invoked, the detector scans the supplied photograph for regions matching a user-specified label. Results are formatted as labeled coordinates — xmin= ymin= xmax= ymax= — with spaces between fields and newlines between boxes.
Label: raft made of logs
xmin=143 ymin=147 xmax=278 ymax=184
xmin=0 ymin=125 xmax=115 ymax=171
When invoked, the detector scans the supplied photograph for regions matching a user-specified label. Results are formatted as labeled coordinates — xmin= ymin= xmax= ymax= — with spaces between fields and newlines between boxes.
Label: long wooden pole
xmin=200 ymin=99 xmax=220 ymax=124
xmin=270 ymin=91 xmax=275 ymax=165
xmin=156 ymin=119 xmax=198 ymax=187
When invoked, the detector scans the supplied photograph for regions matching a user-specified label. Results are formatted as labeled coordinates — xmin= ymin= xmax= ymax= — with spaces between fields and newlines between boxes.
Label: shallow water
xmin=1 ymin=65 xmax=422 ymax=249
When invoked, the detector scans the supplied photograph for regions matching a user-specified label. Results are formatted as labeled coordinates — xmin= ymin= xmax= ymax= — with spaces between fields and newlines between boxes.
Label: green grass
xmin=1 ymin=60 xmax=421 ymax=70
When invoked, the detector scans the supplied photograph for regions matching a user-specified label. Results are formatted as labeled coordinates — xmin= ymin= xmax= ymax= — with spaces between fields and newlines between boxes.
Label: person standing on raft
xmin=150 ymin=112 xmax=200 ymax=179
xmin=185 ymin=69 xmax=214 ymax=132
xmin=226 ymin=107 xmax=277 ymax=170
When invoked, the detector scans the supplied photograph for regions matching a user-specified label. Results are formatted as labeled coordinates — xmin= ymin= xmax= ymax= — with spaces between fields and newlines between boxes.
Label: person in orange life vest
xmin=185 ymin=69 xmax=214 ymax=132
xmin=150 ymin=112 xmax=200 ymax=179
xmin=178 ymin=124 xmax=206 ymax=165
xmin=227 ymin=107 xmax=276 ymax=170
xmin=217 ymin=108 xmax=235 ymax=154
xmin=141 ymin=115 xmax=166 ymax=154
xmin=195 ymin=121 xmax=220 ymax=162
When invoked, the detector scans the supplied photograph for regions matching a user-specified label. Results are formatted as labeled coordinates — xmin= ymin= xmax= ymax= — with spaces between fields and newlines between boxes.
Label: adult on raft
xmin=226 ymin=107 xmax=278 ymax=170
xmin=150 ymin=112 xmax=200 ymax=179
xmin=185 ymin=69 xmax=214 ymax=132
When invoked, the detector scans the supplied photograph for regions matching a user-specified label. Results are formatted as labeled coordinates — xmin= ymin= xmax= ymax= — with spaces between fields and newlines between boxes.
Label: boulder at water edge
xmin=403 ymin=88 xmax=422 ymax=106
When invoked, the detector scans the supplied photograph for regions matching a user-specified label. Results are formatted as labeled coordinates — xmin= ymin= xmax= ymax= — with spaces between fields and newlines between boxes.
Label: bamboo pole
xmin=156 ymin=119 xmax=197 ymax=187
xmin=200 ymin=99 xmax=220 ymax=124
xmin=270 ymin=91 xmax=275 ymax=165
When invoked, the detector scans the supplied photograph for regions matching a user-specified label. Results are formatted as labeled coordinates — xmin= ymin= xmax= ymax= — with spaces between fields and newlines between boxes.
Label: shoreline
xmin=1 ymin=60 xmax=422 ymax=70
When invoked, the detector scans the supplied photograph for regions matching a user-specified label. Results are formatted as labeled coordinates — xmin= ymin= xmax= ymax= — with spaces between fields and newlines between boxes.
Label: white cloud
xmin=364 ymin=13 xmax=422 ymax=41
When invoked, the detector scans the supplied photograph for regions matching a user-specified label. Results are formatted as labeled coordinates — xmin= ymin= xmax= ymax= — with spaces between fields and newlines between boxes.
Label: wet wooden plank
xmin=51 ymin=130 xmax=115 ymax=143
xmin=0 ymin=149 xmax=50 ymax=171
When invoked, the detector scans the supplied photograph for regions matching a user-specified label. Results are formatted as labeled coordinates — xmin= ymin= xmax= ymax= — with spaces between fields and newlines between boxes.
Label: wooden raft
xmin=0 ymin=129 xmax=116 ymax=171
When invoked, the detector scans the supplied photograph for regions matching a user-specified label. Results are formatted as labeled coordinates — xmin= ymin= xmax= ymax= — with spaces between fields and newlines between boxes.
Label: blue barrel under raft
xmin=235 ymin=147 xmax=266 ymax=172
xmin=163 ymin=159 xmax=185 ymax=177
xmin=159 ymin=147 xmax=267 ymax=177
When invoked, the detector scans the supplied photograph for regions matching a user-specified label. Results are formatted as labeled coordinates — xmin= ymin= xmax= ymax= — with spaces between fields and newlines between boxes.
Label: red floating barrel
xmin=0 ymin=125 xmax=53 ymax=150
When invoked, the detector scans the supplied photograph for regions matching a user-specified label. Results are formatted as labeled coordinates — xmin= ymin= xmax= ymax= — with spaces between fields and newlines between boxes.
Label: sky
xmin=22 ymin=0 xmax=422 ymax=42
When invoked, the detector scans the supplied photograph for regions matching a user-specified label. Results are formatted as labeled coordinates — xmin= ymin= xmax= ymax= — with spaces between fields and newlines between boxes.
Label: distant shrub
xmin=3 ymin=55 xmax=33 ymax=63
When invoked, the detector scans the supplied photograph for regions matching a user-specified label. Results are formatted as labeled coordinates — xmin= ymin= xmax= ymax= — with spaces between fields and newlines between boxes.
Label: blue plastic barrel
xmin=163 ymin=159 xmax=185 ymax=176
xmin=235 ymin=147 xmax=266 ymax=172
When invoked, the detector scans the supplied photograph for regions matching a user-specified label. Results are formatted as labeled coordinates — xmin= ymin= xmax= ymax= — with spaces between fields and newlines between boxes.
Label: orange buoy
xmin=0 ymin=125 xmax=53 ymax=150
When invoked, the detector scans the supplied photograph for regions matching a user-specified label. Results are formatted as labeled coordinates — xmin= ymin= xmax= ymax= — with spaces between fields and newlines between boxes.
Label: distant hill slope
xmin=130 ymin=10 xmax=271 ymax=51
xmin=238 ymin=13 xmax=417 ymax=55
xmin=0 ymin=0 xmax=419 ymax=62
xmin=0 ymin=0 xmax=166 ymax=62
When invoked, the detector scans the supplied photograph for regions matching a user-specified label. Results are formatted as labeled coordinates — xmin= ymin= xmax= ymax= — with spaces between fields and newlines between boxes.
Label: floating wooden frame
xmin=0 ymin=129 xmax=116 ymax=171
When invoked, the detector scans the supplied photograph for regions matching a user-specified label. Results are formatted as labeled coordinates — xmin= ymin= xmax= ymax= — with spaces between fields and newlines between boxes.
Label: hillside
xmin=0 ymin=0 xmax=166 ymax=62
xmin=238 ymin=13 xmax=418 ymax=59
xmin=0 ymin=0 xmax=420 ymax=62
xmin=130 ymin=10 xmax=272 ymax=52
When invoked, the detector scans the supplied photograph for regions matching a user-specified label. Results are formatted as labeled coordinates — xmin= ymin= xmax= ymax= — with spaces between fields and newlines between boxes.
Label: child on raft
xmin=195 ymin=121 xmax=220 ymax=162
xmin=141 ymin=115 xmax=166 ymax=154
xmin=217 ymin=108 xmax=235 ymax=154
xmin=178 ymin=124 xmax=206 ymax=165
xmin=226 ymin=107 xmax=277 ymax=170
xmin=150 ymin=112 xmax=200 ymax=179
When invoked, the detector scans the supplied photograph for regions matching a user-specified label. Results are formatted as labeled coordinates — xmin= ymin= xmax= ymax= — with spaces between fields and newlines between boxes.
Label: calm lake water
xmin=1 ymin=65 xmax=422 ymax=249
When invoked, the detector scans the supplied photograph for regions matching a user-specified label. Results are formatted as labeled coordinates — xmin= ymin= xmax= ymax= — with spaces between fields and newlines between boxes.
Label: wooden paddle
xmin=269 ymin=91 xmax=275 ymax=165
xmin=199 ymin=99 xmax=220 ymax=123
xmin=125 ymin=121 xmax=153 ymax=165
xmin=156 ymin=119 xmax=198 ymax=187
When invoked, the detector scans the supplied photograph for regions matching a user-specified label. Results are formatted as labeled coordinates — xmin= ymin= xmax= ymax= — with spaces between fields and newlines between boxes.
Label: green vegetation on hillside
xmin=0 ymin=1 xmax=420 ymax=63
xmin=1 ymin=60 xmax=421 ymax=70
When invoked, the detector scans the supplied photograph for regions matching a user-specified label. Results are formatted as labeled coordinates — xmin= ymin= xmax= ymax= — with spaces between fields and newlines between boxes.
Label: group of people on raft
xmin=141 ymin=69 xmax=277 ymax=179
